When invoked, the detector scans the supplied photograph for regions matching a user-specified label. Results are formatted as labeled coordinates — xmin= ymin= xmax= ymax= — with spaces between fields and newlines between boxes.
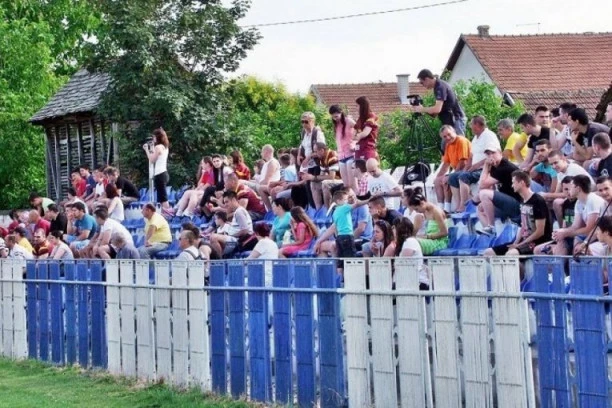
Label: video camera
xmin=406 ymin=94 xmax=423 ymax=107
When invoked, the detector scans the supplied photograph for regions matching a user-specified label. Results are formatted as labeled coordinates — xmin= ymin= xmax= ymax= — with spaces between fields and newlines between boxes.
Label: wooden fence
xmin=1 ymin=257 xmax=612 ymax=407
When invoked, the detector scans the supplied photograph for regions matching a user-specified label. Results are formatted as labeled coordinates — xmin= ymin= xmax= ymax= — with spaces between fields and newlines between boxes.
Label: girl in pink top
xmin=329 ymin=105 xmax=357 ymax=192
xmin=279 ymin=207 xmax=319 ymax=257
xmin=354 ymin=96 xmax=379 ymax=161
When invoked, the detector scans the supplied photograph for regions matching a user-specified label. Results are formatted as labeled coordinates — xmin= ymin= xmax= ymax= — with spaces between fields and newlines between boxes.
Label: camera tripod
xmin=402 ymin=112 xmax=442 ymax=199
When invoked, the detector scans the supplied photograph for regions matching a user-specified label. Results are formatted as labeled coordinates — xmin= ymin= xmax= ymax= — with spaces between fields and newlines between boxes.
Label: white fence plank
xmin=458 ymin=258 xmax=492 ymax=408
xmin=0 ymin=261 xmax=6 ymax=357
xmin=106 ymin=261 xmax=121 ymax=374
xmin=155 ymin=261 xmax=172 ymax=381
xmin=135 ymin=261 xmax=154 ymax=380
xmin=2 ymin=260 xmax=14 ymax=358
xmin=188 ymin=261 xmax=210 ymax=391
xmin=368 ymin=259 xmax=398 ymax=408
xmin=395 ymin=258 xmax=432 ymax=408
xmin=343 ymin=260 xmax=371 ymax=408
xmin=119 ymin=260 xmax=136 ymax=377
xmin=430 ymin=258 xmax=462 ymax=408
xmin=491 ymin=258 xmax=535 ymax=408
xmin=172 ymin=262 xmax=189 ymax=387
xmin=12 ymin=260 xmax=26 ymax=359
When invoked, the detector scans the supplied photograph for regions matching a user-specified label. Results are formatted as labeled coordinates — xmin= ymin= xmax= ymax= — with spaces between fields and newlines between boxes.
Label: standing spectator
xmin=301 ymin=142 xmax=340 ymax=209
xmin=105 ymin=167 xmax=140 ymax=206
xmin=528 ymin=140 xmax=557 ymax=193
xmin=329 ymin=105 xmax=356 ymax=191
xmin=392 ymin=218 xmax=430 ymax=289
xmin=434 ymin=125 xmax=471 ymax=212
xmin=143 ymin=127 xmax=171 ymax=215
xmin=229 ymin=150 xmax=251 ymax=181
xmin=48 ymin=231 xmax=74 ymax=260
xmin=28 ymin=210 xmax=51 ymax=236
xmin=353 ymin=96 xmax=379 ymax=161
xmin=483 ymin=171 xmax=552 ymax=261
xmin=44 ymin=204 xmax=68 ymax=236
xmin=93 ymin=207 xmax=133 ymax=260
xmin=297 ymin=111 xmax=325 ymax=174
xmin=452 ymin=115 xmax=500 ymax=212
xmin=32 ymin=229 xmax=53 ymax=260
xmin=279 ymin=207 xmax=318 ymax=258
xmin=138 ymin=203 xmax=172 ymax=259
xmin=66 ymin=202 xmax=97 ymax=255
xmin=111 ymin=232 xmax=140 ymax=260
xmin=412 ymin=69 xmax=466 ymax=135
xmin=29 ymin=192 xmax=55 ymax=217
xmin=568 ymin=108 xmax=610 ymax=168
xmin=175 ymin=156 xmax=213 ymax=217
xmin=105 ymin=184 xmax=125 ymax=222
xmin=498 ymin=118 xmax=528 ymax=165
xmin=475 ymin=145 xmax=521 ymax=235
xmin=176 ymin=230 xmax=202 ymax=260
xmin=365 ymin=158 xmax=401 ymax=206
xmin=408 ymin=192 xmax=449 ymax=255
xmin=270 ymin=197 xmax=292 ymax=247
xmin=534 ymin=176 xmax=577 ymax=255
xmin=593 ymin=132 xmax=612 ymax=177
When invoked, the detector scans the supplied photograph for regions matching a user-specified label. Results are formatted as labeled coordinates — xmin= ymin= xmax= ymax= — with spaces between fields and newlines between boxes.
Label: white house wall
xmin=448 ymin=45 xmax=500 ymax=96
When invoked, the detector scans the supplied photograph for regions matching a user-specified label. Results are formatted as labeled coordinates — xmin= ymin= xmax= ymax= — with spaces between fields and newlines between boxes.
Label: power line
xmin=241 ymin=0 xmax=468 ymax=28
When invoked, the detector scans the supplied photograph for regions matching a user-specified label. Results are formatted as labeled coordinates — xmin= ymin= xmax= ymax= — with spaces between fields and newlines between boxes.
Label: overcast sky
xmin=232 ymin=0 xmax=612 ymax=93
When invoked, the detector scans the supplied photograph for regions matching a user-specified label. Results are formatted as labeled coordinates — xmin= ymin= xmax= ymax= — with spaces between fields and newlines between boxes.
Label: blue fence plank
xmin=77 ymin=261 xmax=89 ymax=368
xmin=294 ymin=261 xmax=316 ymax=407
xmin=247 ymin=261 xmax=271 ymax=402
xmin=26 ymin=261 xmax=38 ymax=359
xmin=316 ymin=260 xmax=345 ymax=408
xmin=210 ymin=262 xmax=227 ymax=394
xmin=571 ymin=259 xmax=608 ymax=408
xmin=49 ymin=262 xmax=64 ymax=365
xmin=90 ymin=261 xmax=106 ymax=368
xmin=64 ymin=262 xmax=77 ymax=365
xmin=532 ymin=257 xmax=571 ymax=408
xmin=228 ymin=261 xmax=246 ymax=399
xmin=37 ymin=262 xmax=49 ymax=362
xmin=272 ymin=261 xmax=292 ymax=405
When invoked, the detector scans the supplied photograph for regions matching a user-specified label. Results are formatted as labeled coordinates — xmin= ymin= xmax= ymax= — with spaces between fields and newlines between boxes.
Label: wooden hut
xmin=30 ymin=69 xmax=117 ymax=201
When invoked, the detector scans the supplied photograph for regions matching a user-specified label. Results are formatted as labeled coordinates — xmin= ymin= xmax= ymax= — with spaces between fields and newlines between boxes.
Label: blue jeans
xmin=492 ymin=191 xmax=521 ymax=223
xmin=454 ymin=116 xmax=467 ymax=136
xmin=530 ymin=181 xmax=549 ymax=193
xmin=448 ymin=170 xmax=481 ymax=188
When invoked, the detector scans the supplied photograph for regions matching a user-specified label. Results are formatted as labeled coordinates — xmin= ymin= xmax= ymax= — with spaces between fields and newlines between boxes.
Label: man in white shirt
xmin=93 ymin=207 xmax=134 ymax=260
xmin=209 ymin=191 xmax=256 ymax=258
xmin=4 ymin=234 xmax=34 ymax=260
xmin=547 ymin=150 xmax=593 ymax=224
xmin=449 ymin=115 xmax=501 ymax=212
xmin=364 ymin=158 xmax=401 ymax=207
xmin=176 ymin=230 xmax=202 ymax=261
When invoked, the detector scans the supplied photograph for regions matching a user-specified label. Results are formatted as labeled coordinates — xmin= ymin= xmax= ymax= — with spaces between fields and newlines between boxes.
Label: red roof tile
xmin=310 ymin=82 xmax=427 ymax=115
xmin=446 ymin=32 xmax=612 ymax=93
xmin=510 ymin=88 xmax=608 ymax=119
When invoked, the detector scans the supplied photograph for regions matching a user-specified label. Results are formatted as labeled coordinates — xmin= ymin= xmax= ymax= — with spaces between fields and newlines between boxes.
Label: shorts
xmin=492 ymin=191 xmax=521 ymax=223
xmin=109 ymin=245 xmax=117 ymax=259
xmin=454 ymin=116 xmax=467 ymax=136
xmin=336 ymin=235 xmax=356 ymax=258
xmin=72 ymin=240 xmax=90 ymax=251
xmin=448 ymin=170 xmax=481 ymax=188
xmin=492 ymin=242 xmax=535 ymax=256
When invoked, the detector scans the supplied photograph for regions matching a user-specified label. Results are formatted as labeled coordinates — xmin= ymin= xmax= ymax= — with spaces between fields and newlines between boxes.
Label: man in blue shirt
xmin=350 ymin=191 xmax=373 ymax=248
xmin=67 ymin=201 xmax=97 ymax=255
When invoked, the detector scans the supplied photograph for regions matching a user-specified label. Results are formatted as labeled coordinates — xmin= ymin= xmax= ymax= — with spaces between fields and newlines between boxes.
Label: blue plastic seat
xmin=314 ymin=206 xmax=331 ymax=227
xmin=456 ymin=233 xmax=495 ymax=256
xmin=155 ymin=240 xmax=180 ymax=259
xmin=434 ymin=232 xmax=476 ymax=256
xmin=491 ymin=223 xmax=519 ymax=247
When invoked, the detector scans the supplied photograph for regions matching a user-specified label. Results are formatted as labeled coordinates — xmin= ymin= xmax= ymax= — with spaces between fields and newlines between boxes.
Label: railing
xmin=1 ymin=257 xmax=611 ymax=407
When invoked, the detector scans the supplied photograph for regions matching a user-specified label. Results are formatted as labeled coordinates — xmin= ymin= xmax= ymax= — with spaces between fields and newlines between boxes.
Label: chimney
xmin=477 ymin=25 xmax=490 ymax=38
xmin=397 ymin=74 xmax=410 ymax=105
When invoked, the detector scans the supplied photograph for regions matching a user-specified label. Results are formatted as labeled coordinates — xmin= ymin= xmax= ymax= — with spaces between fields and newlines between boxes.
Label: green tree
xmin=86 ymin=0 xmax=260 ymax=186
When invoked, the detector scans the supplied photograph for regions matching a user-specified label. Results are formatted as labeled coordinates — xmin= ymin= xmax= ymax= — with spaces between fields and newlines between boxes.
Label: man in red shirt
xmin=32 ymin=228 xmax=53 ymax=259
xmin=211 ymin=172 xmax=266 ymax=221
xmin=71 ymin=170 xmax=87 ymax=198
xmin=28 ymin=210 xmax=51 ymax=236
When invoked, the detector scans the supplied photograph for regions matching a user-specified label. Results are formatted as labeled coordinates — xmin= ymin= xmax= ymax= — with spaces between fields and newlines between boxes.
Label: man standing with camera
xmin=410 ymin=69 xmax=466 ymax=136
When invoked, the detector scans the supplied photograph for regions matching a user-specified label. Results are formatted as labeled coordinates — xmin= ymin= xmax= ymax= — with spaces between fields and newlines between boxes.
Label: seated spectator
xmin=93 ymin=207 xmax=134 ymax=260
xmin=353 ymin=159 xmax=370 ymax=198
xmin=252 ymin=159 xmax=264 ymax=184
xmin=176 ymin=230 xmax=202 ymax=260
xmin=534 ymin=176 xmax=576 ymax=255
xmin=248 ymin=223 xmax=279 ymax=260
xmin=547 ymin=150 xmax=593 ymax=223
xmin=7 ymin=209 xmax=22 ymax=233
xmin=3 ymin=234 xmax=33 ymax=260
xmin=200 ymin=154 xmax=236 ymax=217
xmin=64 ymin=187 xmax=89 ymax=214
xmin=279 ymin=207 xmax=319 ymax=258
xmin=79 ymin=164 xmax=97 ymax=197
xmin=391 ymin=217 xmax=430 ymax=290
xmin=13 ymin=226 xmax=34 ymax=254
xmin=28 ymin=209 xmax=51 ymax=236
xmin=209 ymin=191 xmax=257 ymax=258
xmin=476 ymin=145 xmax=521 ymax=235
xmin=365 ymin=158 xmax=401 ymax=206
xmin=527 ymin=139 xmax=557 ymax=193
xmin=71 ymin=169 xmax=87 ymax=198
xmin=32 ymin=228 xmax=53 ymax=260
xmin=535 ymin=105 xmax=552 ymax=128
xmin=229 ymin=150 xmax=251 ymax=180
xmin=588 ymin=216 xmax=612 ymax=284
xmin=408 ymin=191 xmax=449 ymax=255
xmin=483 ymin=171 xmax=552 ymax=265
xmin=349 ymin=189 xmax=373 ymax=249
xmin=366 ymin=220 xmax=394 ymax=257
xmin=361 ymin=197 xmax=402 ymax=257
xmin=105 ymin=184 xmax=125 ymax=222
xmin=550 ymin=108 xmax=566 ymax=148
xmin=568 ymin=107 xmax=610 ymax=168
xmin=138 ymin=203 xmax=173 ymax=259
xmin=314 ymin=190 xmax=358 ymax=265
xmin=213 ymin=172 xmax=266 ymax=221
xmin=516 ymin=113 xmax=553 ymax=171
xmin=105 ymin=166 xmax=140 ymax=206
xmin=593 ymin=132 xmax=612 ymax=178
xmin=252 ymin=145 xmax=281 ymax=211
xmin=270 ymin=197 xmax=292 ymax=247
xmin=44 ymin=204 xmax=68 ymax=236
xmin=451 ymin=115 xmax=500 ymax=212
xmin=402 ymin=187 xmax=425 ymax=235
xmin=175 ymin=156 xmax=213 ymax=217
xmin=66 ymin=202 xmax=97 ymax=255
xmin=29 ymin=192 xmax=55 ymax=217
xmin=263 ymin=153 xmax=300 ymax=205
xmin=88 ymin=167 xmax=108 ymax=210
xmin=301 ymin=142 xmax=341 ymax=209
xmin=111 ymin=232 xmax=140 ymax=260
xmin=596 ymin=176 xmax=612 ymax=216
xmin=434 ymin=125 xmax=471 ymax=212
xmin=498 ymin=118 xmax=527 ymax=164
xmin=48 ymin=230 xmax=74 ymax=260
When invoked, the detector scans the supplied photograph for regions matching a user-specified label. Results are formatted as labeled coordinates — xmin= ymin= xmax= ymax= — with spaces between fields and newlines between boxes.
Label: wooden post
xmin=90 ymin=119 xmax=97 ymax=167
xmin=76 ymin=122 xmax=84 ymax=165
xmin=54 ymin=125 xmax=61 ymax=201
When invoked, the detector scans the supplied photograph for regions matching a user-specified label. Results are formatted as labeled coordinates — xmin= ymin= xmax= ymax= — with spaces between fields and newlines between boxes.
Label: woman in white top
xmin=143 ymin=127 xmax=170 ymax=215
xmin=390 ymin=217 xmax=430 ymax=289
xmin=48 ymin=230 xmax=74 ymax=261
xmin=105 ymin=183 xmax=125 ymax=222
xmin=248 ymin=223 xmax=279 ymax=287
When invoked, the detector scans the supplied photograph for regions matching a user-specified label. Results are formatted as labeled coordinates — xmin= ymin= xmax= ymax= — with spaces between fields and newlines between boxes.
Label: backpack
xmin=401 ymin=162 xmax=431 ymax=184
xmin=183 ymin=247 xmax=202 ymax=260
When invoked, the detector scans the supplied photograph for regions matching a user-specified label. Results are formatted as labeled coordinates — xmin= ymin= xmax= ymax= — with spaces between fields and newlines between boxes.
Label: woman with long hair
xmin=270 ymin=197 xmax=292 ymax=246
xmin=371 ymin=220 xmax=394 ymax=257
xmin=143 ymin=127 xmax=170 ymax=215
xmin=402 ymin=187 xmax=425 ymax=235
xmin=391 ymin=217 xmax=430 ymax=289
xmin=48 ymin=230 xmax=74 ymax=260
xmin=229 ymin=150 xmax=251 ymax=181
xmin=408 ymin=192 xmax=449 ymax=255
xmin=353 ymin=96 xmax=379 ymax=161
xmin=279 ymin=207 xmax=319 ymax=258
xmin=105 ymin=183 xmax=125 ymax=222
xmin=329 ymin=105 xmax=357 ymax=191
xmin=175 ymin=156 xmax=214 ymax=217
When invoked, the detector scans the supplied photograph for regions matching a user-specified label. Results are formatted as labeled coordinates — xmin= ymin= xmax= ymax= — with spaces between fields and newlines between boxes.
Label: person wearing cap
xmin=475 ymin=143 xmax=521 ymax=235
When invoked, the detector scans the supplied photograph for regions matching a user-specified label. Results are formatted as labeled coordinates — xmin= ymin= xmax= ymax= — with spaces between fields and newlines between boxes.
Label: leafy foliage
xmin=86 ymin=0 xmax=261 ymax=186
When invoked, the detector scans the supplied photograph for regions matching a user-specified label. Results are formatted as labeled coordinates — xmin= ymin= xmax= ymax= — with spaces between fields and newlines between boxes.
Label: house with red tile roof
xmin=445 ymin=26 xmax=612 ymax=118
xmin=310 ymin=76 xmax=427 ymax=116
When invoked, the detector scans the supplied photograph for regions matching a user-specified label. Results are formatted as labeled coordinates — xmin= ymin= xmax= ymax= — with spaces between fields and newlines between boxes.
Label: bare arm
xmin=519 ymin=218 xmax=546 ymax=246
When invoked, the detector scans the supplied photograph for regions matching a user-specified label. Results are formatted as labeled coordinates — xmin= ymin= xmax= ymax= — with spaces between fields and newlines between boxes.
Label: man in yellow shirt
xmin=138 ymin=203 xmax=173 ymax=259
xmin=498 ymin=118 xmax=527 ymax=164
